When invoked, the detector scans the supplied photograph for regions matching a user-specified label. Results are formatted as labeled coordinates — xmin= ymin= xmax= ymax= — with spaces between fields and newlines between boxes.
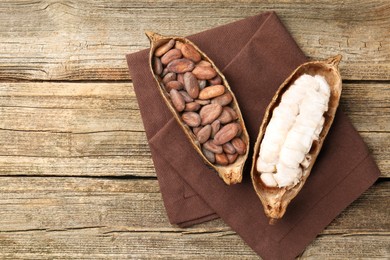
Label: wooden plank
xmin=340 ymin=83 xmax=390 ymax=132
xmin=0 ymin=231 xmax=387 ymax=259
xmin=361 ymin=133 xmax=390 ymax=178
xmin=0 ymin=82 xmax=388 ymax=133
xmin=0 ymin=178 xmax=388 ymax=259
xmin=0 ymin=0 xmax=388 ymax=81
xmin=0 ymin=132 xmax=387 ymax=177
xmin=0 ymin=82 xmax=388 ymax=177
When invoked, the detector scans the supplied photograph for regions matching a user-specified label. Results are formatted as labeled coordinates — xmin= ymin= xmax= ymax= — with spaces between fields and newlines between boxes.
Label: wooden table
xmin=0 ymin=1 xmax=388 ymax=258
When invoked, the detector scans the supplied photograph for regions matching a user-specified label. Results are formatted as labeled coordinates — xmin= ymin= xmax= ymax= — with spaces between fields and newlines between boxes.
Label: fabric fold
xmin=126 ymin=11 xmax=380 ymax=259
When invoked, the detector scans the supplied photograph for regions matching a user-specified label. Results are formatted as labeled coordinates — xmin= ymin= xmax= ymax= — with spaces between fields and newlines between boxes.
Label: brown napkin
xmin=126 ymin=11 xmax=380 ymax=259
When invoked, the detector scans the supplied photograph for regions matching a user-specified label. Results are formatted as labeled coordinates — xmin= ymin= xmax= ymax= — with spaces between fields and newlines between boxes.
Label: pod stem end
xmin=326 ymin=54 xmax=342 ymax=67
xmin=145 ymin=31 xmax=164 ymax=43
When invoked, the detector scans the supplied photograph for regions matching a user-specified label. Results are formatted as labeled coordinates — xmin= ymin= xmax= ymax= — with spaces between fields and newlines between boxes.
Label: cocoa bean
xmin=223 ymin=142 xmax=236 ymax=155
xmin=203 ymin=140 xmax=223 ymax=154
xmin=192 ymin=65 xmax=217 ymax=80
xmin=162 ymin=72 xmax=176 ymax=84
xmin=181 ymin=112 xmax=201 ymax=127
xmin=161 ymin=49 xmax=182 ymax=65
xmin=181 ymin=43 xmax=202 ymax=63
xmin=167 ymin=58 xmax=195 ymax=73
xmin=231 ymin=137 xmax=246 ymax=155
xmin=165 ymin=80 xmax=183 ymax=91
xmin=184 ymin=102 xmax=200 ymax=112
xmin=211 ymin=120 xmax=220 ymax=138
xmin=199 ymin=85 xmax=225 ymax=100
xmin=155 ymin=39 xmax=175 ymax=57
xmin=215 ymin=153 xmax=229 ymax=166
xmin=236 ymin=123 xmax=242 ymax=137
xmin=153 ymin=57 xmax=163 ymax=75
xmin=198 ymin=80 xmax=207 ymax=90
xmin=170 ymin=89 xmax=185 ymax=112
xmin=193 ymin=127 xmax=201 ymax=135
xmin=177 ymin=73 xmax=184 ymax=85
xmin=202 ymin=147 xmax=215 ymax=163
xmin=227 ymin=153 xmax=239 ymax=164
xmin=195 ymin=99 xmax=210 ymax=105
xmin=179 ymin=91 xmax=194 ymax=103
xmin=196 ymin=125 xmax=212 ymax=144
xmin=199 ymin=104 xmax=223 ymax=125
xmin=183 ymin=72 xmax=200 ymax=99
xmin=197 ymin=60 xmax=212 ymax=67
xmin=175 ymin=41 xmax=184 ymax=50
xmin=208 ymin=75 xmax=222 ymax=85
xmin=211 ymin=93 xmax=232 ymax=106
xmin=217 ymin=107 xmax=234 ymax=124
xmin=213 ymin=123 xmax=240 ymax=145
xmin=224 ymin=106 xmax=238 ymax=120
xmin=161 ymin=67 xmax=169 ymax=77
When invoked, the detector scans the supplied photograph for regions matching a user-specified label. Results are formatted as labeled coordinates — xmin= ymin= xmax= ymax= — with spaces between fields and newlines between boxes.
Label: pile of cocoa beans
xmin=152 ymin=39 xmax=246 ymax=166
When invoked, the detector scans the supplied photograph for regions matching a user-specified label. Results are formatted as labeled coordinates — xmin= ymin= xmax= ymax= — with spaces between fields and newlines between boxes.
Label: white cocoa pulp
xmin=257 ymin=74 xmax=330 ymax=188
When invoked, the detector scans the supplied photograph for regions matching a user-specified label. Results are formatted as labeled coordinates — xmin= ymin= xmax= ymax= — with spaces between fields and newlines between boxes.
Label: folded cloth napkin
xmin=126 ymin=11 xmax=380 ymax=259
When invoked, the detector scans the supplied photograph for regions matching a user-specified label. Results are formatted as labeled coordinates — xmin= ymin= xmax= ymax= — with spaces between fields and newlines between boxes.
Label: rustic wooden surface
xmin=0 ymin=0 xmax=389 ymax=259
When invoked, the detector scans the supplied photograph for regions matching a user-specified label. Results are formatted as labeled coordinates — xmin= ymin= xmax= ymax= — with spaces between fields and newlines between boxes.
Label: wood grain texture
xmin=0 ymin=177 xmax=388 ymax=259
xmin=0 ymin=1 xmax=388 ymax=258
xmin=0 ymin=0 xmax=389 ymax=81
xmin=0 ymin=82 xmax=388 ymax=177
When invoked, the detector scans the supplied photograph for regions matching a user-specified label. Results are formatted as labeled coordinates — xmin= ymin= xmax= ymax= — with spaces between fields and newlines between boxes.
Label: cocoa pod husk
xmin=250 ymin=55 xmax=343 ymax=223
xmin=147 ymin=31 xmax=250 ymax=185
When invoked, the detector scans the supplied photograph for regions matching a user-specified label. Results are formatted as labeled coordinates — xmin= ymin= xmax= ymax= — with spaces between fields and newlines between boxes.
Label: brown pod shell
xmin=250 ymin=55 xmax=343 ymax=223
xmin=147 ymin=31 xmax=250 ymax=185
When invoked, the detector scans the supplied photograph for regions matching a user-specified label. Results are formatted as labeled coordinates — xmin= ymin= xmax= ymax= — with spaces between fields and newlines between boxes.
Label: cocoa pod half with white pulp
xmin=251 ymin=55 xmax=342 ymax=223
